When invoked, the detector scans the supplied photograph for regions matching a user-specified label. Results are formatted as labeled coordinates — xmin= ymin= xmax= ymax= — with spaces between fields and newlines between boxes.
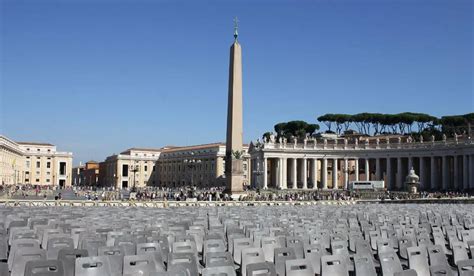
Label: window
xmin=47 ymin=162 xmax=51 ymax=168
xmin=46 ymin=179 xmax=50 ymax=182
xmin=47 ymin=149 xmax=51 ymax=152
xmin=122 ymin=165 xmax=129 ymax=177
xmin=25 ymin=179 xmax=29 ymax=183
xmin=27 ymin=148 xmax=30 ymax=151
xmin=47 ymin=172 xmax=50 ymax=175
xmin=59 ymin=162 xmax=66 ymax=175
xmin=36 ymin=179 xmax=40 ymax=182
xmin=36 ymin=171 xmax=40 ymax=175
xmin=37 ymin=149 xmax=40 ymax=152
xmin=153 ymin=166 xmax=155 ymax=172
xmin=243 ymin=164 xmax=247 ymax=171
xmin=36 ymin=161 xmax=40 ymax=168
xmin=144 ymin=165 xmax=148 ymax=172
xmin=26 ymin=161 xmax=30 ymax=167
xmin=25 ymin=172 xmax=30 ymax=175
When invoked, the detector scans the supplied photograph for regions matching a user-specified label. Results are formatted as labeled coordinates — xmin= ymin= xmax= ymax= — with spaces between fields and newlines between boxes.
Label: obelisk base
xmin=226 ymin=174 xmax=244 ymax=193
xmin=226 ymin=174 xmax=247 ymax=200
xmin=225 ymin=158 xmax=245 ymax=194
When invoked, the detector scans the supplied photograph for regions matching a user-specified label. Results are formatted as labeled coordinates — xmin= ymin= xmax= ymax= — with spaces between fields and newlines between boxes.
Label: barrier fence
xmin=0 ymin=197 xmax=474 ymax=207
xmin=0 ymin=199 xmax=357 ymax=207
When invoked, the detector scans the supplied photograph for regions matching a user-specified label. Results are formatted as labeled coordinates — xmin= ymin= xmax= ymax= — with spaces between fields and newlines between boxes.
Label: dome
xmin=405 ymin=167 xmax=420 ymax=183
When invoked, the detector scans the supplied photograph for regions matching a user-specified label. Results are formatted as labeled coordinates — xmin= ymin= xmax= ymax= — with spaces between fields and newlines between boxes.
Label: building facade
xmin=0 ymin=136 xmax=24 ymax=185
xmin=249 ymin=135 xmax=474 ymax=191
xmin=72 ymin=161 xmax=100 ymax=186
xmin=82 ymin=161 xmax=100 ymax=186
xmin=99 ymin=148 xmax=162 ymax=189
xmin=0 ymin=135 xmax=73 ymax=187
xmin=156 ymin=143 xmax=251 ymax=188
xmin=72 ymin=163 xmax=84 ymax=186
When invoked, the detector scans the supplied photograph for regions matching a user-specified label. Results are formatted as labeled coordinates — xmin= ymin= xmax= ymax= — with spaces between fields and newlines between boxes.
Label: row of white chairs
xmin=0 ymin=204 xmax=473 ymax=275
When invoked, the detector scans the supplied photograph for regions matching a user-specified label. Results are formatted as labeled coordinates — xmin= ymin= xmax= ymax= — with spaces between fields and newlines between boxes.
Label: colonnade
xmin=256 ymin=154 xmax=474 ymax=191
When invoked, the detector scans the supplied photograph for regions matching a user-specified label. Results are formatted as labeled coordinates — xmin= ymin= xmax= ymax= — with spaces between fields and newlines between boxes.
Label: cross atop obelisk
xmin=233 ymin=16 xmax=239 ymax=41
xmin=225 ymin=18 xmax=244 ymax=193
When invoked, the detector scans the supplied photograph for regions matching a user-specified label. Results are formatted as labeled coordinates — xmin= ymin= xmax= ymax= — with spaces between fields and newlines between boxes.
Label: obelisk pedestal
xmin=225 ymin=20 xmax=245 ymax=194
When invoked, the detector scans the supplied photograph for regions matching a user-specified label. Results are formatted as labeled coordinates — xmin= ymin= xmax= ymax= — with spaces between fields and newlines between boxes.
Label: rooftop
xmin=17 ymin=141 xmax=55 ymax=146
xmin=120 ymin=147 xmax=164 ymax=154
xmin=161 ymin=142 xmax=249 ymax=153
xmin=161 ymin=142 xmax=225 ymax=153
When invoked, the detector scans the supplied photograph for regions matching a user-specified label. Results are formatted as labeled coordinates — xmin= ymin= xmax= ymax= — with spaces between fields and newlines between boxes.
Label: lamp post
xmin=184 ymin=152 xmax=201 ymax=187
xmin=130 ymin=162 xmax=139 ymax=192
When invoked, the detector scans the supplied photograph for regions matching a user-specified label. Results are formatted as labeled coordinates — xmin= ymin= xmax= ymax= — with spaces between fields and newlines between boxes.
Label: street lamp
xmin=130 ymin=162 xmax=139 ymax=192
xmin=184 ymin=152 xmax=201 ymax=187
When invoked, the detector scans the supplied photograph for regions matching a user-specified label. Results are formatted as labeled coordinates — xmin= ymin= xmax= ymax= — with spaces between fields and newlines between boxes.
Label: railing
xmin=262 ymin=137 xmax=473 ymax=151
xmin=0 ymin=199 xmax=356 ymax=207
xmin=0 ymin=198 xmax=473 ymax=207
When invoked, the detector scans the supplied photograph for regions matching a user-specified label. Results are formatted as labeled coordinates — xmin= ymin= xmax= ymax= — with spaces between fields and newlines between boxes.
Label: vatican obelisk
xmin=225 ymin=17 xmax=244 ymax=193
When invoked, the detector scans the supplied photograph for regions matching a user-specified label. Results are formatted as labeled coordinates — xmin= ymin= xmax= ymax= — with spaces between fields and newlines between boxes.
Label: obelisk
xmin=225 ymin=17 xmax=244 ymax=193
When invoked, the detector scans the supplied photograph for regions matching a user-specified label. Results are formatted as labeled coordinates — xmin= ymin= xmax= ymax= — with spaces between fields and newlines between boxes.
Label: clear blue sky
xmin=1 ymin=0 xmax=472 ymax=165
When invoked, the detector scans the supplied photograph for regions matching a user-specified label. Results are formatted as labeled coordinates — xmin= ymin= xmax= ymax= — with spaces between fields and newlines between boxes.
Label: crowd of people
xmin=0 ymin=184 xmax=54 ymax=199
xmin=0 ymin=183 xmax=472 ymax=202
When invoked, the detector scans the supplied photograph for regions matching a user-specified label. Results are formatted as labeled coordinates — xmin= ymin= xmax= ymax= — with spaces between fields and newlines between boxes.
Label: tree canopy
xmin=315 ymin=112 xmax=464 ymax=135
xmin=273 ymin=120 xmax=320 ymax=140
xmin=263 ymin=112 xmax=472 ymax=142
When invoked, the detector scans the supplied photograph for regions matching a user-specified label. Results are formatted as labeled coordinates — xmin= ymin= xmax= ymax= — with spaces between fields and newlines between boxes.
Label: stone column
xmin=311 ymin=159 xmax=317 ymax=189
xmin=355 ymin=159 xmax=359 ymax=181
xmin=333 ymin=158 xmax=338 ymax=189
xmin=302 ymin=158 xmax=308 ymax=189
xmin=419 ymin=157 xmax=425 ymax=190
xmin=397 ymin=157 xmax=403 ymax=190
xmin=282 ymin=158 xmax=287 ymax=190
xmin=463 ymin=155 xmax=469 ymax=190
xmin=430 ymin=156 xmax=436 ymax=190
xmin=442 ymin=155 xmax=448 ymax=190
xmin=274 ymin=159 xmax=279 ymax=189
xmin=279 ymin=158 xmax=284 ymax=189
xmin=386 ymin=158 xmax=391 ymax=190
xmin=263 ymin=158 xmax=268 ymax=189
xmin=292 ymin=158 xmax=297 ymax=189
xmin=365 ymin=158 xmax=370 ymax=181
xmin=471 ymin=154 xmax=474 ymax=189
xmin=344 ymin=158 xmax=349 ymax=190
xmin=408 ymin=157 xmax=413 ymax=170
xmin=453 ymin=156 xmax=459 ymax=190
xmin=322 ymin=158 xmax=328 ymax=189
xmin=375 ymin=158 xmax=381 ymax=181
